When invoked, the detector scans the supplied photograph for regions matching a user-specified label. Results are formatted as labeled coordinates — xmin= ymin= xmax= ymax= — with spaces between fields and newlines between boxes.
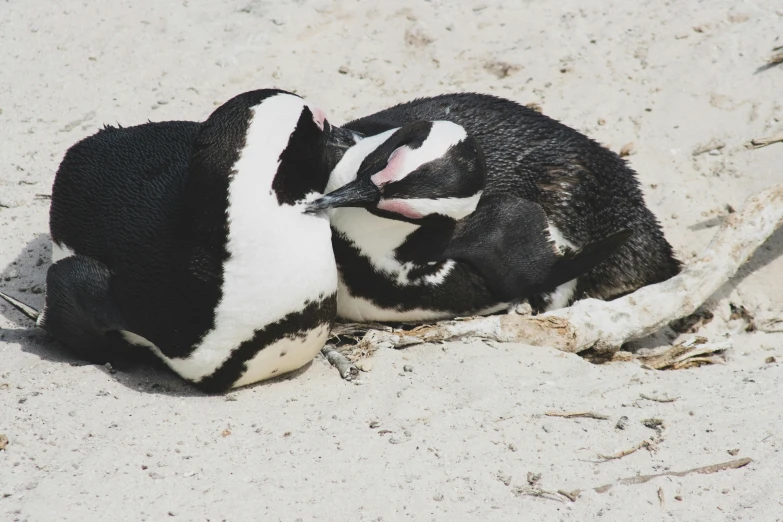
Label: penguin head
xmin=306 ymin=120 xmax=485 ymax=222
xmin=190 ymin=89 xmax=353 ymax=207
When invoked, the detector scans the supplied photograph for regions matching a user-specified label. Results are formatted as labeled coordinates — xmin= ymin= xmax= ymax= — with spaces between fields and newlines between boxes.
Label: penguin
xmin=311 ymin=93 xmax=681 ymax=322
xmin=0 ymin=89 xmax=349 ymax=392
xmin=307 ymin=119 xmax=633 ymax=322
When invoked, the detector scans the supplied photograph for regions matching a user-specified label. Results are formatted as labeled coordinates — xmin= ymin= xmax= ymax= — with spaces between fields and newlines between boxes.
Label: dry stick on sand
xmin=598 ymin=419 xmax=666 ymax=461
xmin=639 ymin=393 xmax=678 ymax=403
xmin=545 ymin=411 xmax=609 ymax=420
xmin=745 ymin=132 xmax=783 ymax=150
xmin=338 ymin=183 xmax=783 ymax=355
xmin=560 ymin=457 xmax=753 ymax=501
xmin=321 ymin=345 xmax=359 ymax=381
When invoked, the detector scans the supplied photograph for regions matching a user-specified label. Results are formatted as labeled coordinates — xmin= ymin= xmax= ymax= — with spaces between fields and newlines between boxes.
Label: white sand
xmin=1 ymin=1 xmax=782 ymax=520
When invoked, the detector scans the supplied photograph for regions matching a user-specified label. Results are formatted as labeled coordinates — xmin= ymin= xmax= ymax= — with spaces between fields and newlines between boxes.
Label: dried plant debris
xmin=637 ymin=337 xmax=729 ymax=370
xmin=484 ymin=60 xmax=521 ymax=79
xmin=597 ymin=419 xmax=666 ymax=461
xmin=670 ymin=309 xmax=714 ymax=334
xmin=619 ymin=142 xmax=636 ymax=157
xmin=756 ymin=45 xmax=783 ymax=73
xmin=692 ymin=138 xmax=725 ymax=156
xmin=639 ymin=393 xmax=678 ymax=403
xmin=561 ymin=458 xmax=752 ymax=500
xmin=745 ymin=131 xmax=783 ymax=149
xmin=729 ymin=303 xmax=756 ymax=332
xmin=545 ymin=411 xmax=609 ymax=420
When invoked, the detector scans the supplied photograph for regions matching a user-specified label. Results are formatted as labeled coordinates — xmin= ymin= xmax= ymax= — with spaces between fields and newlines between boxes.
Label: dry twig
xmin=597 ymin=419 xmax=666 ymax=461
xmin=598 ymin=439 xmax=656 ymax=461
xmin=332 ymin=183 xmax=783 ymax=357
xmin=569 ymin=457 xmax=752 ymax=498
xmin=545 ymin=411 xmax=609 ymax=420
xmin=513 ymin=487 xmax=566 ymax=502
xmin=639 ymin=394 xmax=678 ymax=403
xmin=745 ymin=132 xmax=783 ymax=150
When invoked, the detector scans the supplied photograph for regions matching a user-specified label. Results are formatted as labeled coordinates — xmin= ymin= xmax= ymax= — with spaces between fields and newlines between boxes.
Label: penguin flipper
xmin=443 ymin=195 xmax=631 ymax=302
xmin=0 ymin=290 xmax=40 ymax=322
xmin=543 ymin=229 xmax=634 ymax=291
xmin=41 ymin=255 xmax=146 ymax=366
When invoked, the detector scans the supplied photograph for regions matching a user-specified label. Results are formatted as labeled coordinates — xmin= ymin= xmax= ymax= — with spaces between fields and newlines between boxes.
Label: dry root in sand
xmin=330 ymin=182 xmax=783 ymax=361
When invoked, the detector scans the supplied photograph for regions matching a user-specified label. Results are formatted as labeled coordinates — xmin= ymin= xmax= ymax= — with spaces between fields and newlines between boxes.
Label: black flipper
xmin=0 ymin=291 xmax=40 ymax=322
xmin=544 ymin=229 xmax=634 ymax=291
xmin=37 ymin=255 xmax=145 ymax=366
xmin=442 ymin=194 xmax=632 ymax=302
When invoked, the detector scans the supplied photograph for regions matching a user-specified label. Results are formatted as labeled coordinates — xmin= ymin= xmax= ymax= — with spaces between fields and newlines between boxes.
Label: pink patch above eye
xmin=377 ymin=198 xmax=423 ymax=219
xmin=310 ymin=106 xmax=326 ymax=130
xmin=371 ymin=146 xmax=409 ymax=186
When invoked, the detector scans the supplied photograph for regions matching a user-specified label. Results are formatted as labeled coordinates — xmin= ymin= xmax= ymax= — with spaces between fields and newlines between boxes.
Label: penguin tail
xmin=547 ymin=229 xmax=634 ymax=289
xmin=0 ymin=290 xmax=40 ymax=322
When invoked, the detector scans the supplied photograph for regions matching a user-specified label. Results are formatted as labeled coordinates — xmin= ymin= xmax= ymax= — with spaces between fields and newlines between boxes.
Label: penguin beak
xmin=306 ymin=176 xmax=380 ymax=213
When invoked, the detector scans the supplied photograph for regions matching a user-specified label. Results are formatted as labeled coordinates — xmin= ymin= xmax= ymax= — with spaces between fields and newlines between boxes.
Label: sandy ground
xmin=1 ymin=0 xmax=782 ymax=520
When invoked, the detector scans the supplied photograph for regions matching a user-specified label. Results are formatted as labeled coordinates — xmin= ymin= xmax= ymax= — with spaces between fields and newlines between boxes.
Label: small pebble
xmin=403 ymin=365 xmax=413 ymax=373
xmin=433 ymin=493 xmax=444 ymax=502
xmin=615 ymin=416 xmax=629 ymax=430
xmin=765 ymin=356 xmax=776 ymax=364
xmin=727 ymin=448 xmax=740 ymax=456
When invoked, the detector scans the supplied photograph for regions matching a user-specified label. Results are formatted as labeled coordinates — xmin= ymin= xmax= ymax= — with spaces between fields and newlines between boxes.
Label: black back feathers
xmin=440 ymin=195 xmax=632 ymax=302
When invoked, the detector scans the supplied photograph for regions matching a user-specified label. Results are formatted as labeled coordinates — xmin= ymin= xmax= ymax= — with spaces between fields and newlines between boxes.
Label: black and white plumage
xmin=0 ymin=89 xmax=346 ymax=392
xmin=310 ymin=93 xmax=680 ymax=322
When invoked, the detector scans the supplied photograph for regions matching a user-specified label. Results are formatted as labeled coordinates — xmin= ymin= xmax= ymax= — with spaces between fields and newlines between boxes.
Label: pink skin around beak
xmin=376 ymin=198 xmax=423 ymax=219
xmin=311 ymin=106 xmax=327 ymax=131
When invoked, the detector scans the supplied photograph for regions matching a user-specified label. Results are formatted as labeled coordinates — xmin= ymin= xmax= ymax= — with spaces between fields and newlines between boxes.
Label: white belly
xmin=122 ymin=319 xmax=332 ymax=389
xmin=335 ymin=278 xmax=508 ymax=322
xmin=51 ymin=241 xmax=76 ymax=263
xmin=231 ymin=323 xmax=330 ymax=388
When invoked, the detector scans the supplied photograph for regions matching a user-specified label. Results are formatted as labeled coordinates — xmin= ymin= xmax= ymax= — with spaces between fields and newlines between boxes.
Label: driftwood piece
xmin=335 ymin=183 xmax=783 ymax=355
xmin=321 ymin=344 xmax=359 ymax=381
xmin=636 ymin=337 xmax=731 ymax=370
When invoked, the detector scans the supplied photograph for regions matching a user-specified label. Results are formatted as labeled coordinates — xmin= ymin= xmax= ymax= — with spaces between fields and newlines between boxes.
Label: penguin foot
xmin=507 ymin=302 xmax=533 ymax=316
